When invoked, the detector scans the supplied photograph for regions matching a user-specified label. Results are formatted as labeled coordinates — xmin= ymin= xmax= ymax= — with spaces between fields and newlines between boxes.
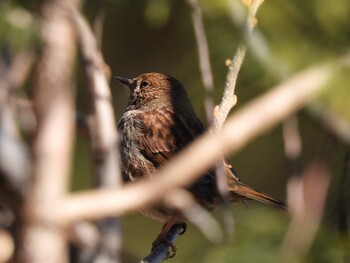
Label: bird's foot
xmin=151 ymin=223 xmax=186 ymax=258
xmin=151 ymin=232 xmax=177 ymax=258
xmin=178 ymin=222 xmax=187 ymax=235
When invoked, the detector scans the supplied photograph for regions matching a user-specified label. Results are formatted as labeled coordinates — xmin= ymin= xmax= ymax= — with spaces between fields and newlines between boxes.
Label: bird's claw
xmin=151 ymin=235 xmax=177 ymax=258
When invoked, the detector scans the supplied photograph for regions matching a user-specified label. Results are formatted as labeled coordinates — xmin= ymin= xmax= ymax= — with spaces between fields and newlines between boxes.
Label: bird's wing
xmin=137 ymin=108 xmax=206 ymax=166
xmin=136 ymin=109 xmax=220 ymax=208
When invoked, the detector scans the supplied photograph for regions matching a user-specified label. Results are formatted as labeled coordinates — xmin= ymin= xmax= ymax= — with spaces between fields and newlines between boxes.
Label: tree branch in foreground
xmin=280 ymin=161 xmax=330 ymax=262
xmin=20 ymin=0 xmax=77 ymax=262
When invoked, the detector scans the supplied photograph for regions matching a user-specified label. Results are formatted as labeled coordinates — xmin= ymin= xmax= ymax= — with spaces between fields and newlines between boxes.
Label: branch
xmin=53 ymin=63 xmax=335 ymax=224
xmin=211 ymin=0 xmax=264 ymax=132
xmin=0 ymin=229 xmax=14 ymax=262
xmin=308 ymin=102 xmax=350 ymax=145
xmin=69 ymin=3 xmax=122 ymax=261
xmin=69 ymin=2 xmax=121 ymax=187
xmin=185 ymin=0 xmax=215 ymax=121
xmin=209 ymin=0 xmax=265 ymax=237
xmin=19 ymin=0 xmax=77 ymax=262
xmin=139 ymin=224 xmax=183 ymax=263
xmin=163 ymin=189 xmax=222 ymax=243
xmin=280 ymin=161 xmax=330 ymax=261
xmin=0 ymin=64 xmax=30 ymax=209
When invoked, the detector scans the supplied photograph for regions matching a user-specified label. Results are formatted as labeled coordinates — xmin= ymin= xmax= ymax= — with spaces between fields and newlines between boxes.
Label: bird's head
xmin=116 ymin=72 xmax=188 ymax=109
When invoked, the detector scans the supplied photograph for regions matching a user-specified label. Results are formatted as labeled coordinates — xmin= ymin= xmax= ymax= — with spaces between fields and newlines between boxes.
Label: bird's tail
xmin=229 ymin=180 xmax=287 ymax=210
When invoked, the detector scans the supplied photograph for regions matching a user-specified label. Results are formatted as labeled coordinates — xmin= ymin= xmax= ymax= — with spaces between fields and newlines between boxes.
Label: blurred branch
xmin=20 ymin=0 xmax=77 ymax=262
xmin=185 ymin=0 xmax=214 ymax=122
xmin=282 ymin=116 xmax=302 ymax=178
xmin=0 ymin=228 xmax=14 ymax=262
xmin=164 ymin=189 xmax=222 ymax=243
xmin=337 ymin=152 xmax=350 ymax=235
xmin=0 ymin=82 xmax=30 ymax=210
xmin=55 ymin=63 xmax=335 ymax=223
xmin=92 ymin=3 xmax=105 ymax=49
xmin=69 ymin=221 xmax=101 ymax=262
xmin=8 ymin=50 xmax=35 ymax=89
xmin=308 ymin=102 xmax=350 ymax=145
xmin=69 ymin=3 xmax=122 ymax=262
xmin=10 ymin=97 xmax=37 ymax=136
xmin=281 ymin=161 xmax=330 ymax=262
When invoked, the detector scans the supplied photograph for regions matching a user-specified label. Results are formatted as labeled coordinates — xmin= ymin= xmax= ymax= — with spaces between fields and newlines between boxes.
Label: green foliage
xmin=318 ymin=67 xmax=350 ymax=121
xmin=123 ymin=205 xmax=349 ymax=263
xmin=0 ymin=2 xmax=39 ymax=52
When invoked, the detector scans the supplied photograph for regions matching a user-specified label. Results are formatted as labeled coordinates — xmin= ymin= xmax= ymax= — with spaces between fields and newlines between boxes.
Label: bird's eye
xmin=141 ymin=80 xmax=150 ymax=88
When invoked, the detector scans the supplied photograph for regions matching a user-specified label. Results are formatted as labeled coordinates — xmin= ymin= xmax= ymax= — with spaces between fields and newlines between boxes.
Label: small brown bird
xmin=117 ymin=73 xmax=286 ymax=246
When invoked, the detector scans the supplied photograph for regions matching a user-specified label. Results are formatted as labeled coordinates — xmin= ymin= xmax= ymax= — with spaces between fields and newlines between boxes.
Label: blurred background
xmin=1 ymin=0 xmax=350 ymax=262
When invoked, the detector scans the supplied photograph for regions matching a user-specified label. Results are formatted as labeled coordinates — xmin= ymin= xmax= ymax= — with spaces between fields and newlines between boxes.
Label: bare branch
xmin=54 ymin=63 xmax=335 ymax=224
xmin=69 ymin=4 xmax=122 ymax=262
xmin=211 ymin=0 xmax=264 ymax=132
xmin=209 ymin=0 xmax=264 ymax=239
xmin=69 ymin=1 xmax=121 ymax=188
xmin=139 ymin=224 xmax=183 ymax=263
xmin=185 ymin=0 xmax=215 ymax=121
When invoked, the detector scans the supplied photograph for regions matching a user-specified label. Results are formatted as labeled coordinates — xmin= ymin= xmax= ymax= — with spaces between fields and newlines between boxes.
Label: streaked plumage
xmin=117 ymin=73 xmax=286 ymax=223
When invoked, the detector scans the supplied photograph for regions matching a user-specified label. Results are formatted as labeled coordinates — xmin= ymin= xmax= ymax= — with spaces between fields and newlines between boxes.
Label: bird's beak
xmin=115 ymin=76 xmax=133 ymax=88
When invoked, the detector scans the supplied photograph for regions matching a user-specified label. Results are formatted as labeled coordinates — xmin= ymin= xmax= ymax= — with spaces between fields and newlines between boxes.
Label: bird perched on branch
xmin=116 ymin=72 xmax=286 ymax=248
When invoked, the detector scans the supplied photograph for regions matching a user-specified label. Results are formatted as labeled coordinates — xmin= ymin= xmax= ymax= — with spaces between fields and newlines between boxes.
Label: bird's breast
xmin=118 ymin=110 xmax=155 ymax=182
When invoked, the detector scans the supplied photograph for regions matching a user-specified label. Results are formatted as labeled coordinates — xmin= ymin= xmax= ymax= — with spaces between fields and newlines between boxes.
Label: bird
xmin=116 ymin=72 xmax=286 ymax=249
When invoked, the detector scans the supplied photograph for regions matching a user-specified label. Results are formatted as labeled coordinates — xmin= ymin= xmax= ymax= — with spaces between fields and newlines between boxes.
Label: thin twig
xmin=185 ymin=0 xmax=215 ymax=122
xmin=282 ymin=116 xmax=302 ymax=178
xmin=54 ymin=63 xmax=335 ymax=224
xmin=211 ymin=0 xmax=264 ymax=132
xmin=210 ymin=0 xmax=265 ymax=239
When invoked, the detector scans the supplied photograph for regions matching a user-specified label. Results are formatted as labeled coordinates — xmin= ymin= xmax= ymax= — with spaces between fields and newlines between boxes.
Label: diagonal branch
xmin=139 ymin=224 xmax=183 ymax=263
